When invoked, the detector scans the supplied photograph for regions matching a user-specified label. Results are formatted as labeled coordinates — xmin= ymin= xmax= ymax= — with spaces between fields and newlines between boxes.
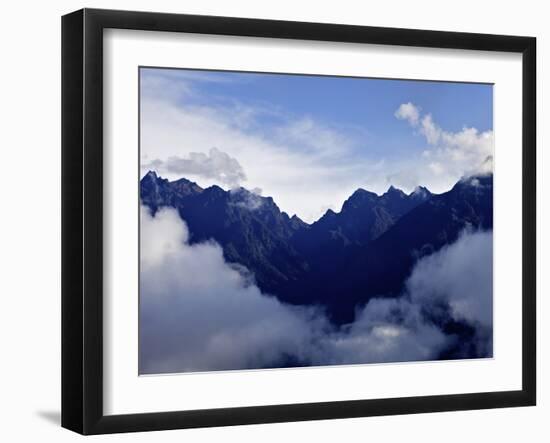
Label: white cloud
xmin=140 ymin=68 xmax=241 ymax=103
xmin=407 ymin=229 xmax=493 ymax=328
xmin=311 ymin=297 xmax=449 ymax=365
xmin=394 ymin=102 xmax=421 ymax=126
xmin=323 ymin=229 xmax=494 ymax=363
xmin=393 ymin=102 xmax=494 ymax=191
xmin=143 ymin=147 xmax=247 ymax=187
xmin=140 ymin=207 xmax=492 ymax=374
xmin=139 ymin=206 xmax=324 ymax=373
xmin=420 ymin=114 xmax=441 ymax=145
xmin=275 ymin=116 xmax=356 ymax=159
xmin=140 ymin=206 xmax=189 ymax=269
xmin=229 ymin=187 xmax=264 ymax=210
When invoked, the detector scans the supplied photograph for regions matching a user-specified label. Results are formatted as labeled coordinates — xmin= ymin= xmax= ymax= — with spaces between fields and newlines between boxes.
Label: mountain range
xmin=141 ymin=171 xmax=493 ymax=325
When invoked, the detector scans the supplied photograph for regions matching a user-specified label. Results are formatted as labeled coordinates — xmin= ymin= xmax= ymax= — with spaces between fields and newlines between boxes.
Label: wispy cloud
xmin=229 ymin=187 xmax=264 ymax=210
xmin=393 ymin=102 xmax=494 ymax=190
xmin=140 ymin=71 xmax=380 ymax=222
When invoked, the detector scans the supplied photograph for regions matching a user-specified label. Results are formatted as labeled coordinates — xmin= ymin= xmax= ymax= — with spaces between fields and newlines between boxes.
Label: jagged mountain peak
xmin=140 ymin=170 xmax=167 ymax=193
xmin=318 ymin=208 xmax=338 ymax=221
xmin=141 ymin=172 xmax=439 ymax=227
xmin=170 ymin=176 xmax=204 ymax=195
xmin=383 ymin=185 xmax=407 ymax=197
xmin=144 ymin=170 xmax=158 ymax=179
xmin=289 ymin=214 xmax=308 ymax=230
xmin=351 ymin=188 xmax=377 ymax=197
xmin=410 ymin=185 xmax=431 ymax=199
xmin=206 ymin=184 xmax=226 ymax=194
xmin=341 ymin=188 xmax=378 ymax=211
xmin=171 ymin=176 xmax=198 ymax=185
xmin=456 ymin=172 xmax=493 ymax=190
xmin=141 ymin=170 xmax=165 ymax=187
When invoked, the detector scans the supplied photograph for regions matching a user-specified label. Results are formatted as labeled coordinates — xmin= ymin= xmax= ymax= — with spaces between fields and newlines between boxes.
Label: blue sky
xmin=140 ymin=67 xmax=493 ymax=222
xmin=164 ymin=69 xmax=491 ymax=127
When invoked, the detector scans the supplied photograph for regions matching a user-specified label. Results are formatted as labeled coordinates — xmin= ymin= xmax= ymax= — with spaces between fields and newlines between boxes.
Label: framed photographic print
xmin=61 ymin=8 xmax=536 ymax=435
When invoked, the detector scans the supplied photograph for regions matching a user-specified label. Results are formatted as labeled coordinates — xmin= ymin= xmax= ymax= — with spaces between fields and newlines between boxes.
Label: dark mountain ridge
xmin=141 ymin=171 xmax=309 ymax=293
xmin=279 ymin=174 xmax=493 ymax=323
xmin=140 ymin=171 xmax=492 ymax=325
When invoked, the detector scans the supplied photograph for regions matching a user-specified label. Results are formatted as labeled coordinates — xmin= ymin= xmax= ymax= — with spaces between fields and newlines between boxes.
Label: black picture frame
xmin=62 ymin=8 xmax=536 ymax=435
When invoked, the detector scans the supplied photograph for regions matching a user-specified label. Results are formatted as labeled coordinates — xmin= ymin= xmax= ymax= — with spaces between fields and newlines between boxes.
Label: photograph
xmin=138 ymin=67 xmax=494 ymax=375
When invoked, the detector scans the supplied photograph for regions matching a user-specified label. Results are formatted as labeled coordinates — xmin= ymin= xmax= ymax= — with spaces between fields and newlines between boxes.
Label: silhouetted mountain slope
xmin=140 ymin=172 xmax=492 ymax=325
xmin=292 ymin=185 xmax=432 ymax=275
xmin=280 ymin=175 xmax=493 ymax=323
xmin=140 ymin=172 xmax=309 ymax=294
xmin=309 ymin=185 xmax=432 ymax=245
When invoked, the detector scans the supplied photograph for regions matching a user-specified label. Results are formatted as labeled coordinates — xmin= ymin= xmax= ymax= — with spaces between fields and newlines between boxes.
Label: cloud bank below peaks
xmin=139 ymin=206 xmax=322 ymax=373
xmin=140 ymin=206 xmax=492 ymax=374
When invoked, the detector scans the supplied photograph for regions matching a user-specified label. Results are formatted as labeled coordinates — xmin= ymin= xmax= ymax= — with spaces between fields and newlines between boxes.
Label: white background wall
xmin=0 ymin=0 xmax=546 ymax=441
